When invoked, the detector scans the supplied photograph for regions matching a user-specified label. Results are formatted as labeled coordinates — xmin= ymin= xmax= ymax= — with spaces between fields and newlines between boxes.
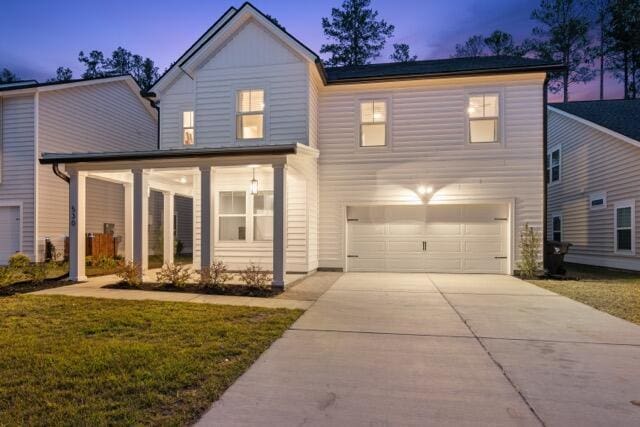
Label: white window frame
xmin=551 ymin=213 xmax=563 ymax=242
xmin=182 ymin=110 xmax=195 ymax=146
xmin=236 ymin=89 xmax=265 ymax=141
xmin=547 ymin=146 xmax=561 ymax=184
xmin=589 ymin=191 xmax=607 ymax=211
xmin=252 ymin=190 xmax=273 ymax=242
xmin=358 ymin=98 xmax=390 ymax=148
xmin=218 ymin=191 xmax=248 ymax=242
xmin=614 ymin=200 xmax=635 ymax=255
xmin=466 ymin=92 xmax=502 ymax=145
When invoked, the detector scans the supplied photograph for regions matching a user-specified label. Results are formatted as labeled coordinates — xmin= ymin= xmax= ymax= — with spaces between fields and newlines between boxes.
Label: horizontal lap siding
xmin=318 ymin=74 xmax=545 ymax=271
xmin=175 ymin=195 xmax=193 ymax=254
xmin=0 ymin=95 xmax=35 ymax=259
xmin=547 ymin=110 xmax=640 ymax=268
xmin=38 ymin=81 xmax=157 ymax=259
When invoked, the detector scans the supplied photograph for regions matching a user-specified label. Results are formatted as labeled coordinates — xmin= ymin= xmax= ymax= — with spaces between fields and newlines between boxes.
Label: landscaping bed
xmin=104 ymin=281 xmax=281 ymax=297
xmin=529 ymin=263 xmax=640 ymax=325
xmin=0 ymin=295 xmax=301 ymax=425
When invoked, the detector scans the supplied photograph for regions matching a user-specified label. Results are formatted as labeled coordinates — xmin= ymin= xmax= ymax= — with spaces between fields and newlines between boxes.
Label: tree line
xmin=2 ymin=0 xmax=638 ymax=101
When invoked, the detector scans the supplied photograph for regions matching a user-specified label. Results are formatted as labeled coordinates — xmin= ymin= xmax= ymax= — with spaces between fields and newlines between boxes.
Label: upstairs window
xmin=182 ymin=111 xmax=194 ymax=145
xmin=468 ymin=94 xmax=499 ymax=143
xmin=360 ymin=100 xmax=387 ymax=147
xmin=615 ymin=201 xmax=635 ymax=253
xmin=237 ymin=89 xmax=264 ymax=139
xmin=552 ymin=215 xmax=562 ymax=242
xmin=547 ymin=147 xmax=561 ymax=183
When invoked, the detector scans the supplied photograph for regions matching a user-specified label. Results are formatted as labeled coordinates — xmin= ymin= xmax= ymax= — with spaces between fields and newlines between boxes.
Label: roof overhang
xmin=548 ymin=106 xmax=640 ymax=149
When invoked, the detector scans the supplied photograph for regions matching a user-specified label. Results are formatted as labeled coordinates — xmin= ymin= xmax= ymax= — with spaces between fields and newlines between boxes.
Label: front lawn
xmin=529 ymin=263 xmax=640 ymax=325
xmin=0 ymin=295 xmax=301 ymax=425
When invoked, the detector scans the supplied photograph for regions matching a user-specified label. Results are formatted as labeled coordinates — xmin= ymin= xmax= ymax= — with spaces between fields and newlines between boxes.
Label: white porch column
xmin=200 ymin=166 xmax=213 ymax=270
xmin=133 ymin=169 xmax=149 ymax=277
xmin=163 ymin=191 xmax=175 ymax=265
xmin=123 ymin=181 xmax=133 ymax=262
xmin=272 ymin=164 xmax=287 ymax=288
xmin=69 ymin=170 xmax=87 ymax=282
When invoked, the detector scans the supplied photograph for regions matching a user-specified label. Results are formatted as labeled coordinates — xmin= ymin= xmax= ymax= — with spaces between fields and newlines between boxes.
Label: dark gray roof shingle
xmin=551 ymin=99 xmax=640 ymax=142
xmin=325 ymin=56 xmax=562 ymax=83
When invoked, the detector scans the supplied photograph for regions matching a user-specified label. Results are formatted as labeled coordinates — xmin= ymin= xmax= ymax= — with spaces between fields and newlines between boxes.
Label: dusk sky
xmin=1 ymin=0 xmax=623 ymax=101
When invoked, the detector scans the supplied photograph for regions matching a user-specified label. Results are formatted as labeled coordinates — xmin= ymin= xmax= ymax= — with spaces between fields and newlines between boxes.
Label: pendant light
xmin=250 ymin=167 xmax=258 ymax=195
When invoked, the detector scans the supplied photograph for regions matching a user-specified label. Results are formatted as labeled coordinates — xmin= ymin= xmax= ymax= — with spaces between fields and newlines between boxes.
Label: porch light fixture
xmin=417 ymin=185 xmax=433 ymax=196
xmin=250 ymin=168 xmax=258 ymax=195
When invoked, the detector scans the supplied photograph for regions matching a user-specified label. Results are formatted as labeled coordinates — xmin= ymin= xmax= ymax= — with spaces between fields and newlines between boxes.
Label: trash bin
xmin=545 ymin=241 xmax=573 ymax=276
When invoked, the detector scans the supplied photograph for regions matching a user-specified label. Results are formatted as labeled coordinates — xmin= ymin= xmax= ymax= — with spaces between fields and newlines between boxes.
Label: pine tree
xmin=0 ymin=68 xmax=18 ymax=83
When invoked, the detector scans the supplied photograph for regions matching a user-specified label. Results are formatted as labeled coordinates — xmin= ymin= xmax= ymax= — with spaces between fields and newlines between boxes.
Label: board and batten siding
xmin=159 ymin=19 xmax=310 ymax=149
xmin=37 ymin=80 xmax=157 ymax=259
xmin=0 ymin=95 xmax=36 ymax=259
xmin=547 ymin=109 xmax=640 ymax=270
xmin=317 ymin=73 xmax=546 ymax=271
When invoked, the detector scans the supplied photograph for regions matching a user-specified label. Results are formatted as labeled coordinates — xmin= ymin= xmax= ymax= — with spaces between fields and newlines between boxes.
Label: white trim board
xmin=548 ymin=106 xmax=640 ymax=149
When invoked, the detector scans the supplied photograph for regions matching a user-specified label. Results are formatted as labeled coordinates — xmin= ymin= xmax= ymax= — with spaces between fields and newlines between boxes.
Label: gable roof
xmin=550 ymin=99 xmax=640 ymax=144
xmin=0 ymin=74 xmax=157 ymax=118
xmin=147 ymin=2 xmax=563 ymax=96
xmin=325 ymin=56 xmax=563 ymax=84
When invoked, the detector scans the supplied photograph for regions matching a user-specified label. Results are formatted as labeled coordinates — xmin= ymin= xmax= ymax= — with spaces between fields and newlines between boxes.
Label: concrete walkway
xmin=198 ymin=273 xmax=640 ymax=427
xmin=32 ymin=274 xmax=314 ymax=310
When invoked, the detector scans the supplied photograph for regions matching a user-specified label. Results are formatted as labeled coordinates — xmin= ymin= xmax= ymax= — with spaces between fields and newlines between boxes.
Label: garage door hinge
xmin=493 ymin=217 xmax=508 ymax=221
xmin=494 ymin=256 xmax=507 ymax=259
xmin=347 ymin=218 xmax=359 ymax=222
xmin=347 ymin=255 xmax=359 ymax=258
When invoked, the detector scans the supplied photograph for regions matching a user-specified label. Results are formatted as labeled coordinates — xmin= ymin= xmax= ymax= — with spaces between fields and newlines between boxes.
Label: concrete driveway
xmin=198 ymin=273 xmax=640 ymax=426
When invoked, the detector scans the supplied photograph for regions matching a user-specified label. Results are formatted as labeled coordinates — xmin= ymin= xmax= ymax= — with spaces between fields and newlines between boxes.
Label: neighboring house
xmin=0 ymin=75 xmax=158 ymax=264
xmin=40 ymin=3 xmax=562 ymax=286
xmin=547 ymin=100 xmax=640 ymax=271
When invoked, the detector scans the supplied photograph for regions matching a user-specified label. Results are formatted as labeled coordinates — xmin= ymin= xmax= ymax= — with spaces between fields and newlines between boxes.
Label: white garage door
xmin=347 ymin=204 xmax=509 ymax=274
xmin=0 ymin=206 xmax=20 ymax=265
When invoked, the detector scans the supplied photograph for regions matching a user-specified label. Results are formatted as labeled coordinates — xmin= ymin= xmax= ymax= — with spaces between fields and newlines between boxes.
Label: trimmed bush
xmin=198 ymin=259 xmax=231 ymax=289
xmin=156 ymin=264 xmax=192 ymax=287
xmin=8 ymin=253 xmax=31 ymax=271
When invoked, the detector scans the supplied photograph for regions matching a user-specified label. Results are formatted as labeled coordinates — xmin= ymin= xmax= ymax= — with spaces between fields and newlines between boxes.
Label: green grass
xmin=530 ymin=263 xmax=640 ymax=325
xmin=0 ymin=295 xmax=302 ymax=425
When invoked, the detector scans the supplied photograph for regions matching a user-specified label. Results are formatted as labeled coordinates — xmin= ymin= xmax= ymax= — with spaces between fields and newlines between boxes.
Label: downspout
xmin=151 ymin=100 xmax=160 ymax=150
xmin=52 ymin=162 xmax=70 ymax=183
xmin=542 ymin=73 xmax=550 ymax=272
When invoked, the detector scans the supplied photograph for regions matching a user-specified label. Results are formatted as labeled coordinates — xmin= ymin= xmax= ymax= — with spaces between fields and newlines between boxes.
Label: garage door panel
xmin=347 ymin=204 xmax=508 ymax=274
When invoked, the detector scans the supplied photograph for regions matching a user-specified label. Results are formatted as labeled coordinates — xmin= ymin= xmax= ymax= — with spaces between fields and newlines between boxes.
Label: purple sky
xmin=0 ymin=0 xmax=623 ymax=101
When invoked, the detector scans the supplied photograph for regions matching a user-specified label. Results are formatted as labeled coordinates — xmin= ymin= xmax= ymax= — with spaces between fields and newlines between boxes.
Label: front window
xmin=219 ymin=191 xmax=246 ymax=241
xmin=615 ymin=201 xmax=634 ymax=252
xmin=237 ymin=89 xmax=264 ymax=139
xmin=182 ymin=111 xmax=194 ymax=145
xmin=548 ymin=148 xmax=561 ymax=183
xmin=253 ymin=191 xmax=273 ymax=241
xmin=552 ymin=215 xmax=562 ymax=242
xmin=360 ymin=100 xmax=387 ymax=146
xmin=468 ymin=94 xmax=499 ymax=143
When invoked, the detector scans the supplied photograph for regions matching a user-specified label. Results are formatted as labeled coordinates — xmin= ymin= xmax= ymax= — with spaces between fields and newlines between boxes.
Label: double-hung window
xmin=237 ymin=89 xmax=264 ymax=139
xmin=614 ymin=201 xmax=635 ymax=253
xmin=468 ymin=94 xmax=499 ymax=143
xmin=182 ymin=111 xmax=194 ymax=145
xmin=552 ymin=214 xmax=562 ymax=242
xmin=219 ymin=191 xmax=246 ymax=241
xmin=547 ymin=147 xmax=561 ymax=183
xmin=253 ymin=191 xmax=273 ymax=241
xmin=360 ymin=100 xmax=387 ymax=147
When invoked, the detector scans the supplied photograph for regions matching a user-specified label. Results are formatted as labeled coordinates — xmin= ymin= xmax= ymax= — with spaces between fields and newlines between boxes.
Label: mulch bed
xmin=104 ymin=282 xmax=282 ymax=298
xmin=0 ymin=278 xmax=72 ymax=297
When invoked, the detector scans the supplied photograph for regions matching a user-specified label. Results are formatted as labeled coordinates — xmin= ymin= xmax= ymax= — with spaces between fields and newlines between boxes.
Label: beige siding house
xmin=0 ymin=76 xmax=157 ymax=263
xmin=40 ymin=3 xmax=561 ymax=286
xmin=547 ymin=100 xmax=640 ymax=271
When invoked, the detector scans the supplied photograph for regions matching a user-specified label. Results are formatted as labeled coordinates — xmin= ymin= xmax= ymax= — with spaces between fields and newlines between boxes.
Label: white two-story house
xmin=40 ymin=3 xmax=561 ymax=287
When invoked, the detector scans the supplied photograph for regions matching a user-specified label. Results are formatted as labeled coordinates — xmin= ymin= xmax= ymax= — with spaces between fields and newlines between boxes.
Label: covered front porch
xmin=41 ymin=144 xmax=318 ymax=289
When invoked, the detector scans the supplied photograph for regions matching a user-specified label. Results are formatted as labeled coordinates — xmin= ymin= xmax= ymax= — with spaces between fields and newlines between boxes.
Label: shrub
xmin=9 ymin=253 xmax=31 ymax=271
xmin=239 ymin=263 xmax=272 ymax=287
xmin=116 ymin=261 xmax=143 ymax=287
xmin=517 ymin=223 xmax=541 ymax=279
xmin=0 ymin=266 xmax=15 ymax=288
xmin=198 ymin=259 xmax=231 ymax=289
xmin=156 ymin=263 xmax=192 ymax=287
xmin=25 ymin=263 xmax=48 ymax=285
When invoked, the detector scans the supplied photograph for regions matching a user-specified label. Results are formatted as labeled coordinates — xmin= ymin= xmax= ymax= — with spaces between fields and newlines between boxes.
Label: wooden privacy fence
xmin=63 ymin=233 xmax=119 ymax=260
